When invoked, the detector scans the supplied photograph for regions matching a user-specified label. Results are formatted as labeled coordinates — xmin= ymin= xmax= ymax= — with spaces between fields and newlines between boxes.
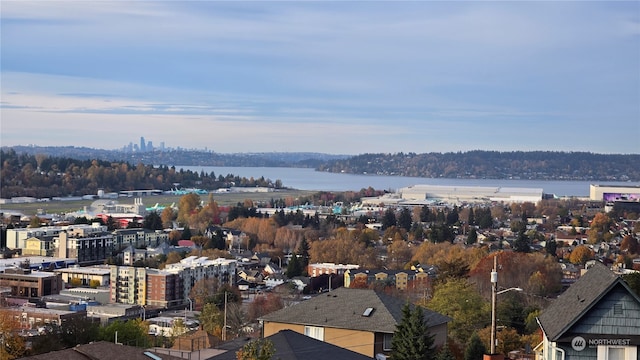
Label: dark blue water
xmin=177 ymin=166 xmax=639 ymax=197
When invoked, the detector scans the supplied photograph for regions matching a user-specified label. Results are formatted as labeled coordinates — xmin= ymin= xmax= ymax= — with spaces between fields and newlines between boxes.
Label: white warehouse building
xmin=399 ymin=184 xmax=543 ymax=204
xmin=589 ymin=184 xmax=640 ymax=202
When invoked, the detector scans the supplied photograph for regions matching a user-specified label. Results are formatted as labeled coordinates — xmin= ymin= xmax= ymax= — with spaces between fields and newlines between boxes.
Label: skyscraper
xmin=140 ymin=137 xmax=146 ymax=152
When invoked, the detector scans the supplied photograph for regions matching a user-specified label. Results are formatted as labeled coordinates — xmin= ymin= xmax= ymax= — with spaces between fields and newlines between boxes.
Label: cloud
xmin=1 ymin=2 xmax=638 ymax=154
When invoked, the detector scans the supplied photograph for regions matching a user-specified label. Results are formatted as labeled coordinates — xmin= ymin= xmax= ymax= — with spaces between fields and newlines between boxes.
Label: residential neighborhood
xmin=1 ymin=177 xmax=639 ymax=359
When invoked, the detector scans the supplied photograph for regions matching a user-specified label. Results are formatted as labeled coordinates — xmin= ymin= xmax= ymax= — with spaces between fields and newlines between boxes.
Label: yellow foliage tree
xmin=0 ymin=309 xmax=27 ymax=359
xmin=569 ymin=245 xmax=594 ymax=265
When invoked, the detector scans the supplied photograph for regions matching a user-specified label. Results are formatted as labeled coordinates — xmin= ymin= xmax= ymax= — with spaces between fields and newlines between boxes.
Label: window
xmin=304 ymin=326 xmax=324 ymax=341
xmin=383 ymin=333 xmax=393 ymax=351
xmin=597 ymin=345 xmax=637 ymax=360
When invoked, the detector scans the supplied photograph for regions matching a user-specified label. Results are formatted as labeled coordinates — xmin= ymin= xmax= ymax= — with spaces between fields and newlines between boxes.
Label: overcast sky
xmin=1 ymin=1 xmax=639 ymax=155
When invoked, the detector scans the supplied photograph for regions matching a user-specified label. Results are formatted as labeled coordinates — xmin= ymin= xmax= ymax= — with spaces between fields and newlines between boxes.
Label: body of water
xmin=177 ymin=166 xmax=639 ymax=197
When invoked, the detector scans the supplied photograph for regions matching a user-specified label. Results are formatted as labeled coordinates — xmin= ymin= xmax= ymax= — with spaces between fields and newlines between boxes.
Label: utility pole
xmin=490 ymin=255 xmax=498 ymax=355
xmin=223 ymin=291 xmax=228 ymax=341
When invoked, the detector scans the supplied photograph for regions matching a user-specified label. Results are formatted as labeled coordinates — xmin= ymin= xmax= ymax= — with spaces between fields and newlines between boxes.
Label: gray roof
xmin=538 ymin=261 xmax=640 ymax=341
xmin=260 ymin=287 xmax=450 ymax=334
xmin=18 ymin=341 xmax=183 ymax=360
xmin=208 ymin=330 xmax=372 ymax=360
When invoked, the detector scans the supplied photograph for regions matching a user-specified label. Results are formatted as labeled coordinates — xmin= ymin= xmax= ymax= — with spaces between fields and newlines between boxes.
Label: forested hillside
xmin=317 ymin=151 xmax=640 ymax=181
xmin=0 ymin=149 xmax=284 ymax=198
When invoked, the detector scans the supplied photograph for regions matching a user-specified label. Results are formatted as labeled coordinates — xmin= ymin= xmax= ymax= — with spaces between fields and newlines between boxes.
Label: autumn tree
xmin=161 ymin=206 xmax=176 ymax=229
xmin=0 ymin=309 xmax=27 ymax=359
xmin=177 ymin=193 xmax=202 ymax=225
xmin=236 ymin=338 xmax=275 ymax=360
xmin=309 ymin=232 xmax=378 ymax=268
xmin=247 ymin=293 xmax=284 ymax=322
xmin=620 ymin=235 xmax=639 ymax=254
xmin=200 ymin=302 xmax=224 ymax=336
xmin=569 ymin=245 xmax=594 ymax=265
xmin=388 ymin=239 xmax=414 ymax=270
xmin=469 ymin=251 xmax=562 ymax=299
xmin=190 ymin=278 xmax=219 ymax=310
xmin=587 ymin=212 xmax=612 ymax=244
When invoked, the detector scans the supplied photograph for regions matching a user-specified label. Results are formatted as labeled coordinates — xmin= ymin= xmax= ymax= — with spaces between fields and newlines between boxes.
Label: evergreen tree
xmin=467 ymin=208 xmax=476 ymax=226
xmin=435 ymin=345 xmax=455 ymax=360
xmin=391 ymin=303 xmax=435 ymax=360
xmin=513 ymin=229 xmax=530 ymax=253
xmin=466 ymin=228 xmax=478 ymax=245
xmin=143 ymin=211 xmax=163 ymax=230
xmin=286 ymin=253 xmax=302 ymax=278
xmin=298 ymin=238 xmax=310 ymax=270
xmin=545 ymin=239 xmax=557 ymax=257
xmin=181 ymin=225 xmax=192 ymax=240
xmin=382 ymin=208 xmax=397 ymax=229
xmin=398 ymin=207 xmax=413 ymax=231
xmin=464 ymin=333 xmax=486 ymax=360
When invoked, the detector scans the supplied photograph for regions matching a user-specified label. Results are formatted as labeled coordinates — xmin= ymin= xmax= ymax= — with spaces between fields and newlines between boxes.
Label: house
xmin=263 ymin=262 xmax=282 ymax=275
xmin=537 ymin=261 xmax=640 ymax=360
xmin=18 ymin=340 xmax=183 ymax=360
xmin=209 ymin=329 xmax=372 ymax=360
xmin=259 ymin=287 xmax=450 ymax=358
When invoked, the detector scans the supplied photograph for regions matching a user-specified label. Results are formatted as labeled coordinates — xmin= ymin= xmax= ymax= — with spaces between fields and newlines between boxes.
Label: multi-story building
xmin=0 ymin=268 xmax=63 ymax=298
xmin=22 ymin=236 xmax=57 ymax=257
xmin=109 ymin=266 xmax=147 ymax=305
xmin=54 ymin=265 xmax=111 ymax=287
xmin=6 ymin=223 xmax=106 ymax=250
xmin=55 ymin=229 xmax=113 ymax=265
xmin=146 ymin=269 xmax=183 ymax=308
xmin=307 ymin=263 xmax=360 ymax=277
xmin=112 ymin=228 xmax=168 ymax=250
xmin=164 ymin=256 xmax=237 ymax=303
xmin=4 ymin=306 xmax=86 ymax=329
xmin=343 ymin=268 xmax=435 ymax=291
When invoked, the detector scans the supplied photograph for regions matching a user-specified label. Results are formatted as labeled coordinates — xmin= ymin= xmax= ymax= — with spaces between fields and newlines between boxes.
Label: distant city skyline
xmin=1 ymin=2 xmax=639 ymax=155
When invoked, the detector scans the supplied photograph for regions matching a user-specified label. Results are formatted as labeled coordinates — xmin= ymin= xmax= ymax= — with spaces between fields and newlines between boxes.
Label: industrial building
xmin=399 ymin=184 xmax=544 ymax=204
xmin=589 ymin=184 xmax=640 ymax=202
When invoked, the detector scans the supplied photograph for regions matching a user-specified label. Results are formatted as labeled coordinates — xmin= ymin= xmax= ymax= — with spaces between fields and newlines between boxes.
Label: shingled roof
xmin=209 ymin=330 xmax=372 ymax=360
xmin=19 ymin=341 xmax=183 ymax=360
xmin=259 ymin=287 xmax=450 ymax=333
xmin=537 ymin=261 xmax=640 ymax=341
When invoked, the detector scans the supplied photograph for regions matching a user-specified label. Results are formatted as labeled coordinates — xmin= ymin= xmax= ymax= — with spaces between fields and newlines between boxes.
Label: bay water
xmin=177 ymin=166 xmax=639 ymax=197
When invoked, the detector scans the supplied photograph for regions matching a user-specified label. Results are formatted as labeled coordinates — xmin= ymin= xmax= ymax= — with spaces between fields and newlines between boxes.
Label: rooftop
xmin=260 ymin=287 xmax=450 ymax=334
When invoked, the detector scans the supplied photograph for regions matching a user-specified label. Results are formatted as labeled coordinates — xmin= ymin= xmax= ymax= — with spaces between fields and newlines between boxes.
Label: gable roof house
xmin=209 ymin=329 xmax=372 ymax=360
xmin=259 ymin=287 xmax=451 ymax=358
xmin=537 ymin=261 xmax=640 ymax=360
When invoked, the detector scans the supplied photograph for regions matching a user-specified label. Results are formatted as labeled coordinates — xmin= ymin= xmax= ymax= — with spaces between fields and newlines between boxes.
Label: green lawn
xmin=1 ymin=189 xmax=319 ymax=216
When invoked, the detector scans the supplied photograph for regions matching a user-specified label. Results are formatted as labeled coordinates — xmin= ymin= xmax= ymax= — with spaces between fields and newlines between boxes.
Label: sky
xmin=1 ymin=1 xmax=639 ymax=155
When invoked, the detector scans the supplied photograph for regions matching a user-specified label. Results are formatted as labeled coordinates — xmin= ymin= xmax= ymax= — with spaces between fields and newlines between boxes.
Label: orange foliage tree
xmin=569 ymin=245 xmax=595 ymax=265
xmin=468 ymin=251 xmax=562 ymax=299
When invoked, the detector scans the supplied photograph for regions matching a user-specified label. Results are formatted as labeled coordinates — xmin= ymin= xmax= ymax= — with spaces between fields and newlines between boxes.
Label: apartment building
xmin=307 ymin=263 xmax=360 ymax=277
xmin=146 ymin=269 xmax=183 ymax=308
xmin=55 ymin=229 xmax=113 ymax=265
xmin=164 ymin=256 xmax=237 ymax=302
xmin=109 ymin=266 xmax=147 ymax=305
xmin=112 ymin=228 xmax=168 ymax=250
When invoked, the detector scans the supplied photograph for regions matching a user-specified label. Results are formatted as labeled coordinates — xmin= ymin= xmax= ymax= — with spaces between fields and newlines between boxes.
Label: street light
xmin=490 ymin=255 xmax=523 ymax=355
